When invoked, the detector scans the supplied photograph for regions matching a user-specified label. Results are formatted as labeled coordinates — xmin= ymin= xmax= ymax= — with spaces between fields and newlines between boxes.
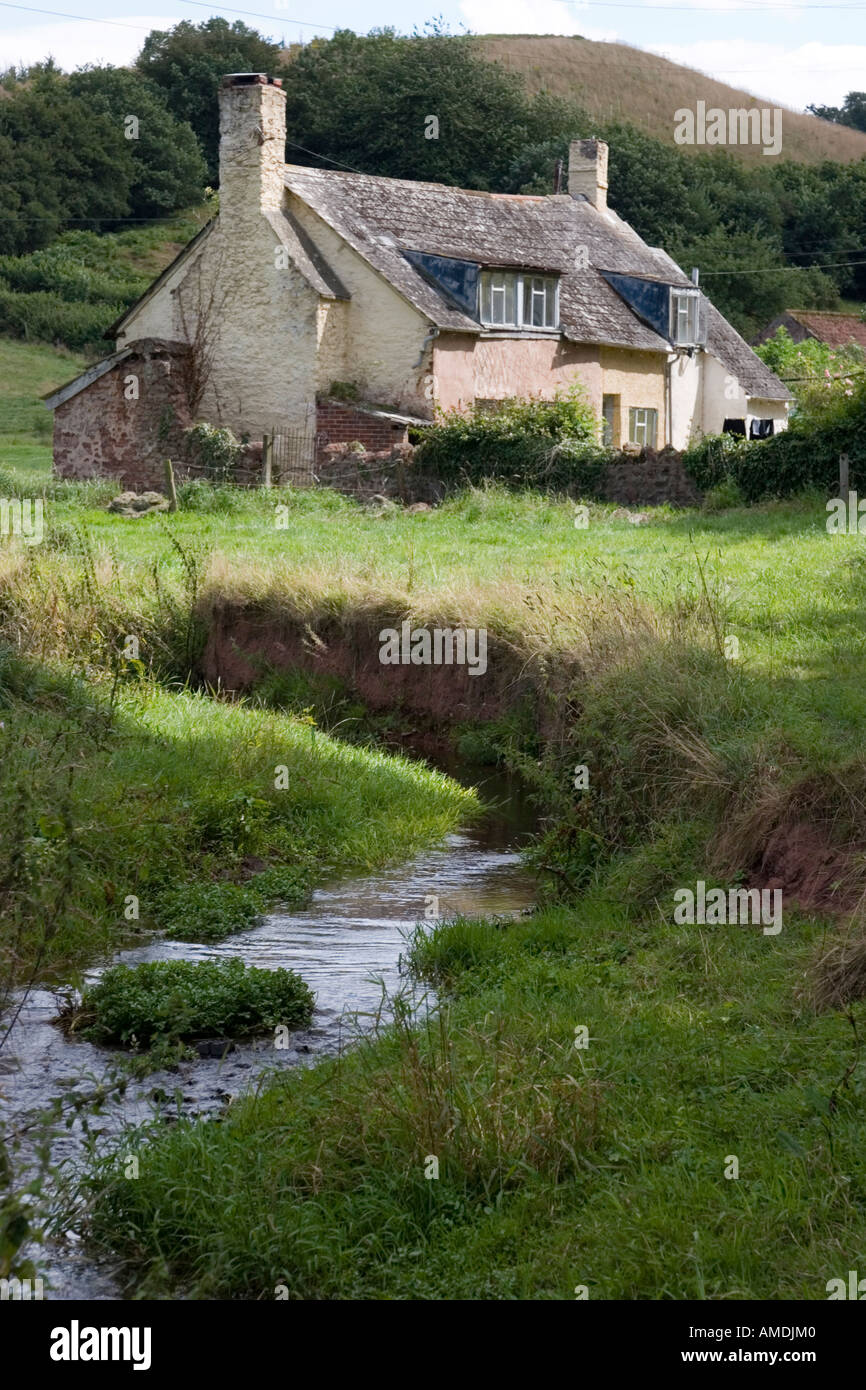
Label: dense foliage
xmin=0 ymin=64 xmax=205 ymax=256
xmin=413 ymin=388 xmax=609 ymax=491
xmin=683 ymin=373 xmax=866 ymax=501
xmin=136 ymin=18 xmax=283 ymax=180
xmin=77 ymin=958 xmax=315 ymax=1046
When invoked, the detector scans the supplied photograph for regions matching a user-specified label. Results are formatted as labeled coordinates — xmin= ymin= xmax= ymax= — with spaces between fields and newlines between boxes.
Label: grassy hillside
xmin=0 ymin=338 xmax=85 ymax=482
xmin=478 ymin=34 xmax=866 ymax=166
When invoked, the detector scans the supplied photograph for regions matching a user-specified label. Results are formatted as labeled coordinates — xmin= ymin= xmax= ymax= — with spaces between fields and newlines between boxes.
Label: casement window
xmin=669 ymin=288 xmax=700 ymax=347
xmin=629 ymin=407 xmax=658 ymax=448
xmin=479 ymin=271 xmax=559 ymax=330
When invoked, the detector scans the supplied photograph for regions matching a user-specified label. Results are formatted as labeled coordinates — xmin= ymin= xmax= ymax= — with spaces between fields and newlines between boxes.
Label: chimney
xmin=568 ymin=139 xmax=608 ymax=211
xmin=218 ymin=73 xmax=286 ymax=224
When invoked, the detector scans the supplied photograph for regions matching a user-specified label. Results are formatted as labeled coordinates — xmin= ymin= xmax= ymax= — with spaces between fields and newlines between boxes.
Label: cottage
xmin=756 ymin=309 xmax=866 ymax=351
xmin=45 ymin=72 xmax=791 ymax=488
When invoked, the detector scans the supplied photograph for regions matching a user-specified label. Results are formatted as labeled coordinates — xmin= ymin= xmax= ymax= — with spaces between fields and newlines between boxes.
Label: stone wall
xmin=599 ymin=445 xmax=703 ymax=507
xmin=53 ymin=341 xmax=192 ymax=490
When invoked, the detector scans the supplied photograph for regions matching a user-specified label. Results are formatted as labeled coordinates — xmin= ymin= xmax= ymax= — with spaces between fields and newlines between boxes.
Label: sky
xmin=0 ymin=0 xmax=864 ymax=113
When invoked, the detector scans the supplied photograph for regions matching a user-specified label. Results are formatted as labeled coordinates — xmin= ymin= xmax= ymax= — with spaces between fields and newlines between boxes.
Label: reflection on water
xmin=0 ymin=763 xmax=537 ymax=1299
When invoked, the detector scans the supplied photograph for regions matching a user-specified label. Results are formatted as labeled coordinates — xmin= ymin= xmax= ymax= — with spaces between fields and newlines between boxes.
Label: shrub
xmin=414 ymin=386 xmax=608 ymax=493
xmin=702 ymin=476 xmax=745 ymax=512
xmin=183 ymin=423 xmax=242 ymax=483
xmin=0 ymin=286 xmax=123 ymax=351
xmin=74 ymin=958 xmax=315 ymax=1046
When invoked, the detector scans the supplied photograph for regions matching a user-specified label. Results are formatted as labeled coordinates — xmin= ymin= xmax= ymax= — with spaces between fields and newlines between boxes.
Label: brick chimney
xmin=218 ymin=73 xmax=286 ymax=223
xmin=568 ymin=139 xmax=608 ymax=211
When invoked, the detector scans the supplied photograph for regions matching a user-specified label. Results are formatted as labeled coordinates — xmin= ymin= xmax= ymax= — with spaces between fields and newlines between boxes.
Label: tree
xmin=281 ymin=29 xmax=580 ymax=191
xmin=807 ymin=92 xmax=866 ymax=133
xmin=0 ymin=65 xmax=131 ymax=254
xmin=67 ymin=68 xmax=206 ymax=219
xmin=136 ymin=18 xmax=283 ymax=180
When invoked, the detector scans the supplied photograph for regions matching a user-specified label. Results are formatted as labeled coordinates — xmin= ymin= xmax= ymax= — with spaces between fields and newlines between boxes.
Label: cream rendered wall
xmin=668 ymin=349 xmax=702 ymax=450
xmin=701 ymin=355 xmax=789 ymax=437
xmin=599 ymin=347 xmax=667 ymax=446
xmin=432 ymin=333 xmax=602 ymax=417
xmin=288 ymin=195 xmax=433 ymax=414
xmin=316 ymin=299 xmax=350 ymax=392
xmin=746 ymin=397 xmax=789 ymax=432
xmin=116 ymin=249 xmax=196 ymax=346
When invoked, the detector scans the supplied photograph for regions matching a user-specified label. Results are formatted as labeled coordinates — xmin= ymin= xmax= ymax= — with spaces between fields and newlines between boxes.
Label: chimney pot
xmin=568 ymin=139 xmax=609 ymax=211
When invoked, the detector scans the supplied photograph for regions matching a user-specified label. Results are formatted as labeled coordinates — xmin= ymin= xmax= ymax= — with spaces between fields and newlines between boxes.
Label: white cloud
xmin=0 ymin=17 xmax=183 ymax=73
xmin=648 ymin=40 xmax=866 ymax=111
xmin=458 ymin=0 xmax=617 ymax=41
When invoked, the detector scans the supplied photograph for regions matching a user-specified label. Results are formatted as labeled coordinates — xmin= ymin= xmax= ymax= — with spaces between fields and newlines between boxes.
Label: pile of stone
xmin=106 ymin=491 xmax=170 ymax=517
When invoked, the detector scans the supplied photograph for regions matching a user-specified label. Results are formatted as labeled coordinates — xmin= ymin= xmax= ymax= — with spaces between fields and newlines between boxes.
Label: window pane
xmin=545 ymin=279 xmax=556 ymax=326
xmin=504 ymin=274 xmax=517 ymax=325
xmin=480 ymin=274 xmax=491 ymax=323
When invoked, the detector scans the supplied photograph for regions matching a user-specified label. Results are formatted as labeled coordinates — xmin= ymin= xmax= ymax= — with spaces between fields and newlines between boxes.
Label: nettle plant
xmin=184 ymin=422 xmax=242 ymax=483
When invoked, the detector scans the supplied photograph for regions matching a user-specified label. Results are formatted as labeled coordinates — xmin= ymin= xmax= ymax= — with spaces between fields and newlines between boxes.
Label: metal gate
xmin=266 ymin=419 xmax=318 ymax=486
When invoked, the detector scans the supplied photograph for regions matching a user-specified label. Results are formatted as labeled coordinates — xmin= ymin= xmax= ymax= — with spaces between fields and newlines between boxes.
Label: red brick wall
xmin=316 ymin=400 xmax=409 ymax=463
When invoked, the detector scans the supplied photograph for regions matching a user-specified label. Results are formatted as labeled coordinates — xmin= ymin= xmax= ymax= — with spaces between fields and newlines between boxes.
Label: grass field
xmin=477 ymin=34 xmax=866 ymax=166
xmin=3 ymin=333 xmax=866 ymax=1299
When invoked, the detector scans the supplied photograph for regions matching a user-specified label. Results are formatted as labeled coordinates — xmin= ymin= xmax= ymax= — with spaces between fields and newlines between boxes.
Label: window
xmin=669 ymin=289 xmax=699 ymax=347
xmin=629 ymin=407 xmax=657 ymax=448
xmin=479 ymin=271 xmax=558 ymax=330
xmin=602 ymin=394 xmax=620 ymax=447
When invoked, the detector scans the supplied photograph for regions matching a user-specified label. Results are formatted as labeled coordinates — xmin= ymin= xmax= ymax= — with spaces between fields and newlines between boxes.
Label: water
xmin=0 ymin=766 xmax=537 ymax=1300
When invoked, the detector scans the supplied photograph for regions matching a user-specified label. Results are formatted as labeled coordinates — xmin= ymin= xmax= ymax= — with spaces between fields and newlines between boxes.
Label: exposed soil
xmin=750 ymin=820 xmax=859 ymax=916
xmin=199 ymin=601 xmax=541 ymax=737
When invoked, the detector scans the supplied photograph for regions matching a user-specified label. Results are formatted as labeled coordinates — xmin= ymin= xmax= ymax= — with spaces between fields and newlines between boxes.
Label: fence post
xmin=163 ymin=458 xmax=178 ymax=513
xmin=840 ymin=451 xmax=850 ymax=506
xmin=262 ymin=433 xmax=273 ymax=488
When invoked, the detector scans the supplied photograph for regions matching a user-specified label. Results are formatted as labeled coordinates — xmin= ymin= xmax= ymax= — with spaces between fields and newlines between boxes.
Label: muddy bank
xmin=199 ymin=599 xmax=545 ymax=741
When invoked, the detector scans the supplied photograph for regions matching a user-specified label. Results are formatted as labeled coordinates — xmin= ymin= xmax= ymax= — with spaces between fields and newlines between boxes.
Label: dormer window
xmin=670 ymin=288 xmax=700 ymax=347
xmin=479 ymin=270 xmax=559 ymax=330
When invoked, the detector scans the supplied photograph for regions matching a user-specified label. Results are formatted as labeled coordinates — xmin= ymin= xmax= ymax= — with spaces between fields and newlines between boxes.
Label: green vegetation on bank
xmin=81 ymin=894 xmax=864 ymax=1300
xmin=4 ymin=337 xmax=866 ymax=1298
xmin=0 ymin=658 xmax=476 ymax=985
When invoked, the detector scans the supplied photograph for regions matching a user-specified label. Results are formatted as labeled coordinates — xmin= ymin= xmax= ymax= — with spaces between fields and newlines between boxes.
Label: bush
xmin=684 ymin=378 xmax=866 ymax=503
xmin=0 ymin=286 xmax=123 ymax=350
xmin=414 ymin=386 xmax=609 ymax=493
xmin=75 ymin=958 xmax=315 ymax=1046
xmin=183 ymin=423 xmax=242 ymax=483
xmin=702 ymin=477 xmax=745 ymax=512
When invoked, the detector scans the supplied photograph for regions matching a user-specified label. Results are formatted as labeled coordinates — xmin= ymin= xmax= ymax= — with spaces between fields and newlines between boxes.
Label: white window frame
xmin=629 ymin=407 xmax=658 ymax=448
xmin=669 ymin=288 xmax=700 ymax=347
xmin=479 ymin=270 xmax=559 ymax=330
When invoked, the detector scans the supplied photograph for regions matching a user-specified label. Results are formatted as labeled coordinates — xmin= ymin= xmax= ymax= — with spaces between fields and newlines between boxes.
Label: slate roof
xmin=284 ymin=164 xmax=791 ymax=400
xmin=784 ymin=310 xmax=866 ymax=350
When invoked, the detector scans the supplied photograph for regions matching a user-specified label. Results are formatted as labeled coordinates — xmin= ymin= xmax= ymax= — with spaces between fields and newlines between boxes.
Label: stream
xmin=0 ymin=765 xmax=537 ymax=1301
